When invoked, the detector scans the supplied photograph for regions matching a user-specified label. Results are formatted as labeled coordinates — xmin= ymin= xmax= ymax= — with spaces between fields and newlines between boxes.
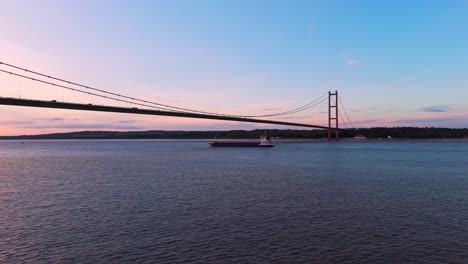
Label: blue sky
xmin=1 ymin=0 xmax=468 ymax=135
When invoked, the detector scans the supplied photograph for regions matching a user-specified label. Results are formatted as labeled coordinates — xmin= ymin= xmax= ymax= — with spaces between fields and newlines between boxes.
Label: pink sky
xmin=1 ymin=1 xmax=467 ymax=135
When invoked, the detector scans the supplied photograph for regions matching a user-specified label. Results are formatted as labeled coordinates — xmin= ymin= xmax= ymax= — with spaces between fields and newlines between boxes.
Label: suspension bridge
xmin=0 ymin=61 xmax=354 ymax=139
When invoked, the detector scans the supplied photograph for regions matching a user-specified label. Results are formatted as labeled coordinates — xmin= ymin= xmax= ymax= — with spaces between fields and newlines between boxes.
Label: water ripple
xmin=0 ymin=140 xmax=467 ymax=263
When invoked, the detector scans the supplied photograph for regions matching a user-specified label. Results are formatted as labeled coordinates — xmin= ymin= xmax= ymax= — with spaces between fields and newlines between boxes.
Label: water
xmin=1 ymin=139 xmax=467 ymax=263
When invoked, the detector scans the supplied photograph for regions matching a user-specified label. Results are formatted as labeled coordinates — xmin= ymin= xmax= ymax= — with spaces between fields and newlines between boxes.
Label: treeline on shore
xmin=1 ymin=127 xmax=467 ymax=140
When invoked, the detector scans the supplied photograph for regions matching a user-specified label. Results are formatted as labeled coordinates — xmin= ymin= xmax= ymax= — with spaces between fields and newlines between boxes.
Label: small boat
xmin=353 ymin=134 xmax=367 ymax=140
xmin=209 ymin=134 xmax=274 ymax=148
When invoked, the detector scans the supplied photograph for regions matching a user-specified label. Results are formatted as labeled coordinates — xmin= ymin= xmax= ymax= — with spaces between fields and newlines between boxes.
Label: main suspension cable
xmin=338 ymin=111 xmax=349 ymax=129
xmin=339 ymin=97 xmax=354 ymax=128
xmin=0 ymin=61 xmax=328 ymax=118
xmin=0 ymin=69 xmax=182 ymax=112
xmin=244 ymin=93 xmax=328 ymax=117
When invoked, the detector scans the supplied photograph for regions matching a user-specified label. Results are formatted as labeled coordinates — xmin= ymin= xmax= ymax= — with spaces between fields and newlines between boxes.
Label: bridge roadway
xmin=0 ymin=97 xmax=340 ymax=130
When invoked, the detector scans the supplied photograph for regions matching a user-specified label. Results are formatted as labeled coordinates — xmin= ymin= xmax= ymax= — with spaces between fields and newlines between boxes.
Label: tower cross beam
xmin=328 ymin=91 xmax=339 ymax=140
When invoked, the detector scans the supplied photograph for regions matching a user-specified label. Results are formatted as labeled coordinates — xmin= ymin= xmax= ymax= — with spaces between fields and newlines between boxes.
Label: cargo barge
xmin=209 ymin=135 xmax=274 ymax=148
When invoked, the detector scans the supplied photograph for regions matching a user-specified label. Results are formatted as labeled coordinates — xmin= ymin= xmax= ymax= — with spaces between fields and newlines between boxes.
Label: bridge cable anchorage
xmin=0 ymin=61 xmax=328 ymax=118
xmin=338 ymin=97 xmax=354 ymax=128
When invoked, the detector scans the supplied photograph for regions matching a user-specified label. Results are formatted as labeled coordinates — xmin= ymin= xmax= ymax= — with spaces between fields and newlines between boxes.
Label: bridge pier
xmin=328 ymin=91 xmax=339 ymax=140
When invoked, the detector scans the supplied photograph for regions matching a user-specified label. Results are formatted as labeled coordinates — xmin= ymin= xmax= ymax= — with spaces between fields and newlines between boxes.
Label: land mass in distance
xmin=1 ymin=127 xmax=467 ymax=140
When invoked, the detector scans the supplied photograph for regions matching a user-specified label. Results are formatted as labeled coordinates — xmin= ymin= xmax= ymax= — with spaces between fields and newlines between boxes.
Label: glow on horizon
xmin=1 ymin=0 xmax=468 ymax=136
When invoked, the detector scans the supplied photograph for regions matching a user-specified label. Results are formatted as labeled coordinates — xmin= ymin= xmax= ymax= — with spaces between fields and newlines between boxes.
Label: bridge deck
xmin=0 ymin=97 xmax=339 ymax=130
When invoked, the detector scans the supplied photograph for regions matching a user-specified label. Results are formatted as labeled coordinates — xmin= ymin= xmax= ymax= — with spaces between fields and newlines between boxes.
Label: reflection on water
xmin=1 ymin=140 xmax=467 ymax=263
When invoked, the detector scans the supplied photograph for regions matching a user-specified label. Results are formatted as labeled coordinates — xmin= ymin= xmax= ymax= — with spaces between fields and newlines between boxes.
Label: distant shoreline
xmin=1 ymin=128 xmax=467 ymax=140
xmin=1 ymin=138 xmax=467 ymax=141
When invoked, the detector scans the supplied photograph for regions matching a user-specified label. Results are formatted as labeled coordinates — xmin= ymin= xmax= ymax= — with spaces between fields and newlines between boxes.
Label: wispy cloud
xmin=401 ymin=74 xmax=417 ymax=83
xmin=117 ymin=120 xmax=137 ymax=124
xmin=345 ymin=58 xmax=360 ymax=66
xmin=1 ymin=118 xmax=80 ymax=125
xmin=34 ymin=117 xmax=80 ymax=122
xmin=22 ymin=124 xmax=144 ymax=130
xmin=0 ymin=118 xmax=142 ymax=130
xmin=388 ymin=114 xmax=468 ymax=128
xmin=0 ymin=120 xmax=35 ymax=125
xmin=342 ymin=51 xmax=360 ymax=66
xmin=421 ymin=105 xmax=450 ymax=112
xmin=352 ymin=119 xmax=385 ymax=125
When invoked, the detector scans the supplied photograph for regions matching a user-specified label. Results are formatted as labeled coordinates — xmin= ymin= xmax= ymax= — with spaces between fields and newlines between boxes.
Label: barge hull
xmin=209 ymin=142 xmax=274 ymax=147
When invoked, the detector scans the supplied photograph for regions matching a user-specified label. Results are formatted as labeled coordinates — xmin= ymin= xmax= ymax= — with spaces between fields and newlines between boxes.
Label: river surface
xmin=1 ymin=139 xmax=467 ymax=263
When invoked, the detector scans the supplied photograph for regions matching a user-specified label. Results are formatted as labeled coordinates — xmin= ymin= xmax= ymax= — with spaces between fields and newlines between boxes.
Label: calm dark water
xmin=1 ymin=139 xmax=467 ymax=263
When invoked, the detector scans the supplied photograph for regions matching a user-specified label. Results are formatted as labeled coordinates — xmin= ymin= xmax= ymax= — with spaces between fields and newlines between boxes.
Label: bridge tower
xmin=328 ymin=91 xmax=339 ymax=140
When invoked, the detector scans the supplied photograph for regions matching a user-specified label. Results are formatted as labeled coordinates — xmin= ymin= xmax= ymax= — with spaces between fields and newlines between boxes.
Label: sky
xmin=1 ymin=0 xmax=468 ymax=135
